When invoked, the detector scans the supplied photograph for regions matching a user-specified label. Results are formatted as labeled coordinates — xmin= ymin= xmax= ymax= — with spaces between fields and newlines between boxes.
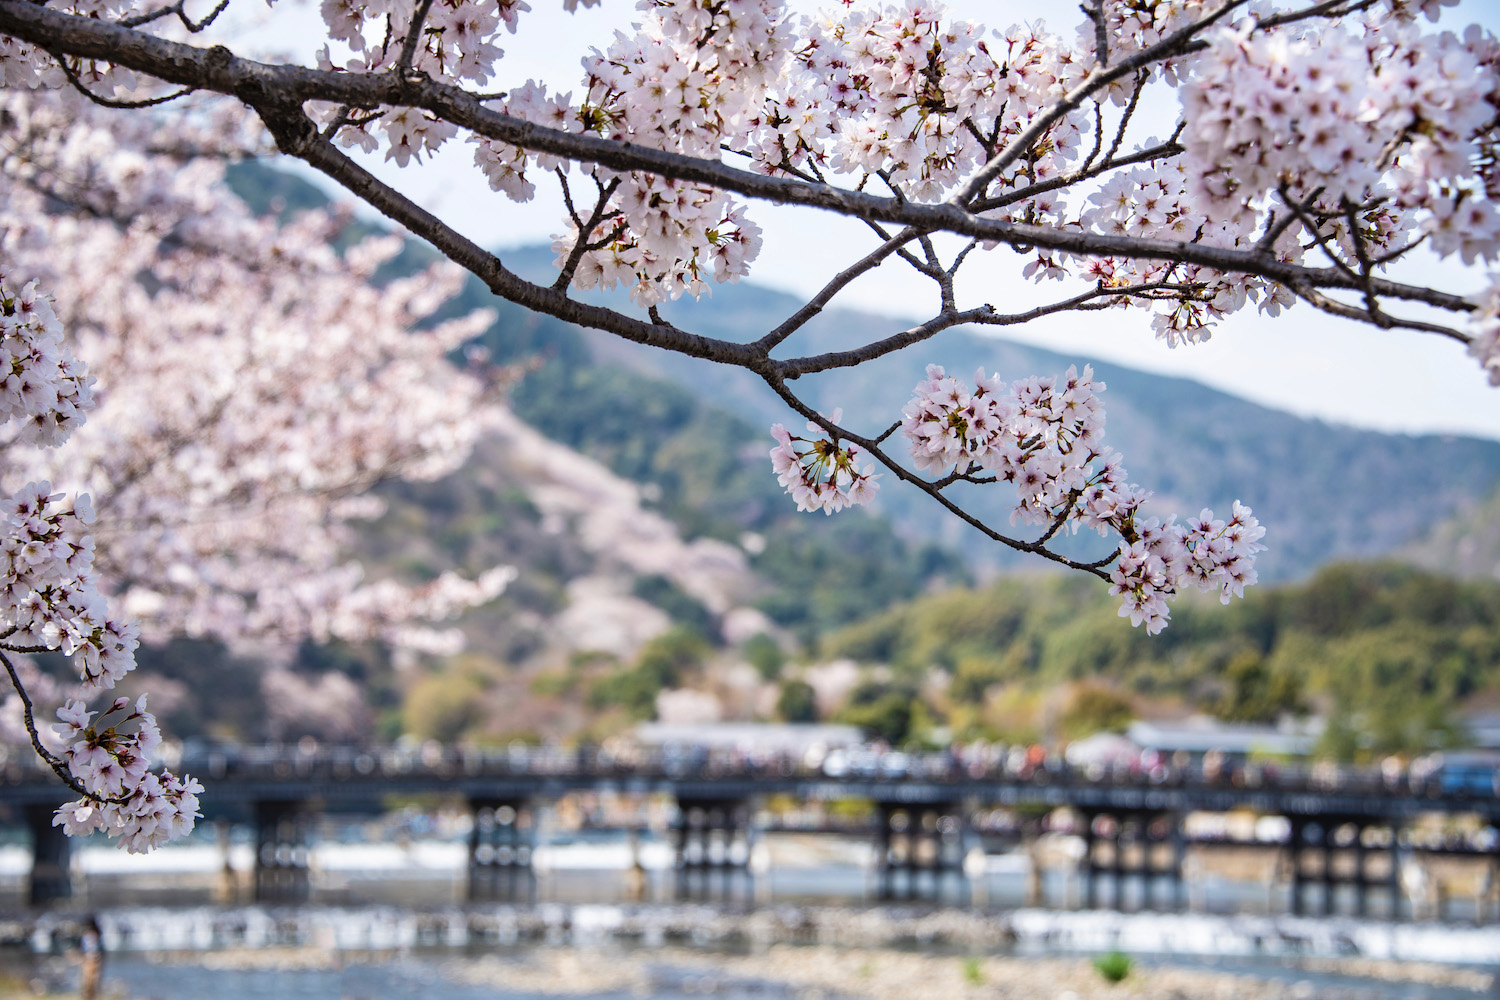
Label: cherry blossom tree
xmin=0 ymin=88 xmax=515 ymax=848
xmin=0 ymin=88 xmax=515 ymax=652
xmin=0 ymin=0 xmax=1497 ymax=842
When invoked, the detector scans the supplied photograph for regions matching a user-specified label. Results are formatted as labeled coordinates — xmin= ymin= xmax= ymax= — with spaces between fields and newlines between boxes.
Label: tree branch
xmin=0 ymin=650 xmax=128 ymax=804
xmin=762 ymin=380 xmax=1116 ymax=578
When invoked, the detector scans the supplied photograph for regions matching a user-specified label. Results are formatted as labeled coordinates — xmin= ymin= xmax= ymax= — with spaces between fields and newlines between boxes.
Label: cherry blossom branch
xmin=777 ymin=280 xmax=1205 ymax=377
xmin=764 ymin=377 xmax=1116 ymax=577
xmin=396 ymin=0 xmax=436 ymax=77
xmin=52 ymin=53 xmax=195 ymax=109
xmin=756 ymin=225 xmax=925 ymax=351
xmin=946 ymin=0 xmax=1248 ymax=207
xmin=252 ymin=102 xmax=774 ymax=372
xmin=0 ymin=1 xmax=1476 ymax=321
xmin=117 ymin=0 xmax=231 ymax=32
xmin=0 ymin=650 xmax=127 ymax=804
xmin=973 ymin=137 xmax=1183 ymax=213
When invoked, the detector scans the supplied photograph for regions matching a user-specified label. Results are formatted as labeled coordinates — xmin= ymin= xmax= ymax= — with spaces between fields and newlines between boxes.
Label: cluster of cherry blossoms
xmin=901 ymin=364 xmax=1130 ymax=531
xmin=0 ymin=271 xmax=200 ymax=851
xmin=52 ymin=696 xmax=201 ymax=853
xmin=770 ymin=362 xmax=1264 ymax=633
xmin=1466 ymin=278 xmax=1500 ymax=386
xmin=543 ymin=0 xmax=784 ymax=302
xmin=1109 ymin=501 xmax=1265 ymax=634
xmin=0 ymin=280 xmax=93 ymax=447
xmin=769 ymin=415 xmax=879 ymax=514
xmin=1 ymin=481 xmax=137 ymax=688
xmin=1181 ymin=11 xmax=1500 ymax=264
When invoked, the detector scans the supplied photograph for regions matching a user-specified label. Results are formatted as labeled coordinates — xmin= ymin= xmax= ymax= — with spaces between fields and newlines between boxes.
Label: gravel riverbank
xmin=120 ymin=941 xmax=1495 ymax=1000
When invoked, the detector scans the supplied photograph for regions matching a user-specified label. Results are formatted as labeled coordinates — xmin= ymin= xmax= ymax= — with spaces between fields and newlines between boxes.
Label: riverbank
xmin=69 ymin=940 xmax=1498 ymax=1000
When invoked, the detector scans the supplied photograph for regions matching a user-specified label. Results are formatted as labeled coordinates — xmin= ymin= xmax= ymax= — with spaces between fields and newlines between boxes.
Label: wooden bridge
xmin=1 ymin=743 xmax=1495 ymax=916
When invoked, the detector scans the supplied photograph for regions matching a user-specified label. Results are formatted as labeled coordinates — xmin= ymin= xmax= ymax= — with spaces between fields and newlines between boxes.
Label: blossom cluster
xmin=1467 ymin=277 xmax=1500 ymax=386
xmin=1109 ymin=502 xmax=1266 ymax=634
xmin=544 ymin=0 xmax=784 ymax=303
xmin=0 ymin=271 xmax=199 ymax=850
xmin=52 ymin=696 xmax=202 ymax=853
xmin=0 ymin=280 xmax=93 ymax=446
xmin=892 ymin=363 xmax=1264 ymax=633
xmin=769 ymin=415 xmax=879 ymax=514
xmin=1 ymin=481 xmax=137 ymax=688
xmin=902 ymin=363 xmax=1137 ymax=529
xmin=1181 ymin=13 xmax=1500 ymax=265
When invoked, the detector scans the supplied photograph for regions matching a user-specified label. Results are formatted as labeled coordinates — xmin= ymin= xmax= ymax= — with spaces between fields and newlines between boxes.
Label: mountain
xmin=183 ymin=162 xmax=1500 ymax=749
xmin=1401 ymin=484 xmax=1500 ymax=581
xmin=480 ymin=243 xmax=1500 ymax=583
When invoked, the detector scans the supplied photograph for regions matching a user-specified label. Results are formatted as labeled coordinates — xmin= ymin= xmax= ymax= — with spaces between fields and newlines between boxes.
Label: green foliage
xmin=823 ymin=562 xmax=1500 ymax=759
xmin=1060 ymin=684 xmax=1134 ymax=738
xmin=404 ymin=662 xmax=490 ymax=740
xmin=1213 ymin=649 xmax=1305 ymax=723
xmin=961 ymin=958 xmax=984 ymax=985
xmin=588 ymin=627 xmax=711 ymax=719
xmin=633 ymin=574 xmax=719 ymax=640
xmin=949 ymin=650 xmax=1024 ymax=703
xmin=744 ymin=633 xmax=787 ymax=680
xmin=776 ymin=679 xmax=819 ymax=722
xmin=1092 ymin=952 xmax=1133 ymax=984
xmin=836 ymin=679 xmax=919 ymax=743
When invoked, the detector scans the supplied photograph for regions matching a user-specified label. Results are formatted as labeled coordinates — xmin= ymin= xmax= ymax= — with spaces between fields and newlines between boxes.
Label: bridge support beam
xmin=1076 ymin=809 xmax=1183 ymax=912
xmin=873 ymin=802 xmax=967 ymax=903
xmin=468 ymin=799 xmax=535 ymax=902
xmin=26 ymin=802 xmax=71 ymax=906
xmin=254 ymin=799 xmax=314 ymax=904
xmin=672 ymin=797 xmax=753 ymax=903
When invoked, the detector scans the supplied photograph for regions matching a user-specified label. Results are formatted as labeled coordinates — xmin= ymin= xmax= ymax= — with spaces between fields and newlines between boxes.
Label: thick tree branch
xmin=250 ymin=101 xmax=773 ymax=372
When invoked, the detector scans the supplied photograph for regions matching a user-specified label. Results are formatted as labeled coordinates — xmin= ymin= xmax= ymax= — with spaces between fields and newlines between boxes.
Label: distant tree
xmin=1211 ymin=650 xmax=1304 ymax=723
xmin=776 ymin=678 xmax=819 ymax=723
xmin=837 ymin=679 xmax=920 ymax=744
xmin=589 ymin=626 xmax=710 ymax=718
xmin=745 ymin=633 xmax=787 ymax=680
xmin=1060 ymin=684 xmax=1134 ymax=738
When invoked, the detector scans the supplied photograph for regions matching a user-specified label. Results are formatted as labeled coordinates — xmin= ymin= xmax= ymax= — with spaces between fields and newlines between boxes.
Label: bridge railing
xmin=1 ymin=739 xmax=1494 ymax=806
xmin=128 ymin=742 xmax=1497 ymax=803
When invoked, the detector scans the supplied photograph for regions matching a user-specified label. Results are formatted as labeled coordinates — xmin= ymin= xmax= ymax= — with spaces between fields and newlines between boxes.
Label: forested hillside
xmin=820 ymin=562 xmax=1500 ymax=759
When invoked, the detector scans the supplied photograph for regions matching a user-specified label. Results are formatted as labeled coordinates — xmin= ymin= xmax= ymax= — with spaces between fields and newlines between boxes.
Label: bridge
xmin=1 ymin=743 xmax=1496 ymax=917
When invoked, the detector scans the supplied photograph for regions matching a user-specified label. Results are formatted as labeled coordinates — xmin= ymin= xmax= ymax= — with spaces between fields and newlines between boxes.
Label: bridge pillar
xmin=1285 ymin=816 xmax=1402 ymax=918
xmin=672 ymin=797 xmax=753 ymax=903
xmin=873 ymin=802 xmax=966 ymax=903
xmin=1077 ymin=809 xmax=1184 ymax=912
xmin=25 ymin=802 xmax=71 ymax=906
xmin=254 ymin=799 xmax=314 ymax=904
xmin=1287 ymin=817 xmax=1308 ymax=916
xmin=468 ymin=799 xmax=535 ymax=903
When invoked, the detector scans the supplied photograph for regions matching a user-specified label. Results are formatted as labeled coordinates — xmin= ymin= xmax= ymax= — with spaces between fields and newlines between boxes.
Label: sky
xmin=229 ymin=0 xmax=1500 ymax=441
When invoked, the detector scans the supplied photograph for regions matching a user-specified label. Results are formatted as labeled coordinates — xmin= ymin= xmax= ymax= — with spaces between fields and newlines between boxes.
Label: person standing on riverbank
xmin=78 ymin=916 xmax=103 ymax=1000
